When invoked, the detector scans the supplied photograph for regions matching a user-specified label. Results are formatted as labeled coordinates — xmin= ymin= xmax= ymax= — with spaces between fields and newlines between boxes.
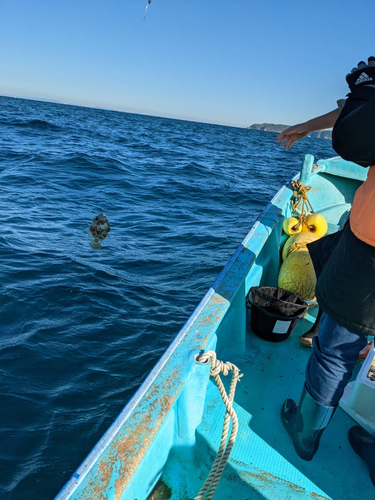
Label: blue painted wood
xmin=54 ymin=155 xmax=373 ymax=500
xmin=299 ymin=154 xmax=314 ymax=184
xmin=317 ymin=157 xmax=369 ymax=182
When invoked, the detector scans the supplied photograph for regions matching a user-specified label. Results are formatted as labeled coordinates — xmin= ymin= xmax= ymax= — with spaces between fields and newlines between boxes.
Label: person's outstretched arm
xmin=276 ymin=109 xmax=340 ymax=150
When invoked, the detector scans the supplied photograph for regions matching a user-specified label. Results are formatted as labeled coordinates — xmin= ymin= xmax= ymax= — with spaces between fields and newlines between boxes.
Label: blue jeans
xmin=305 ymin=312 xmax=367 ymax=407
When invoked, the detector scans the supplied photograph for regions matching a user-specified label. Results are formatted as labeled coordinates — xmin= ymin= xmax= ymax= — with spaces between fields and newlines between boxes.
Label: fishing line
xmin=144 ymin=0 xmax=152 ymax=21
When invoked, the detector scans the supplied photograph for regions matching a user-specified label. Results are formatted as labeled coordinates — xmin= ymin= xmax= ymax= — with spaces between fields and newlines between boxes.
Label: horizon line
xmin=0 ymin=93 xmax=252 ymax=130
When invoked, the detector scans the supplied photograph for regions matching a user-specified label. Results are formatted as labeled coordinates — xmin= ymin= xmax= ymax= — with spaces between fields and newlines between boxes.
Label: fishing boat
xmin=55 ymin=154 xmax=374 ymax=500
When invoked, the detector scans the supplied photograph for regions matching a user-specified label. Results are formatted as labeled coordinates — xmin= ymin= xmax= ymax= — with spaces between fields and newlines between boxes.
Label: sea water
xmin=0 ymin=96 xmax=335 ymax=499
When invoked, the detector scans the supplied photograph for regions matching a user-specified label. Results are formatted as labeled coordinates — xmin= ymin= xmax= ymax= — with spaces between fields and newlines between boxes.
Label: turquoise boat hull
xmin=55 ymin=155 xmax=373 ymax=500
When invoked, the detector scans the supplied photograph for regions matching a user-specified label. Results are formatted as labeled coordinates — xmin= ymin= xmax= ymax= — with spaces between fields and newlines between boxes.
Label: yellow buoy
xmin=278 ymin=251 xmax=316 ymax=300
xmin=282 ymin=232 xmax=320 ymax=261
xmin=282 ymin=217 xmax=302 ymax=236
xmin=305 ymin=213 xmax=328 ymax=238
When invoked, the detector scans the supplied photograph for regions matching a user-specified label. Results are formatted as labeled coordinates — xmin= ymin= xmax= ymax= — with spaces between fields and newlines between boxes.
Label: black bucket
xmin=248 ymin=286 xmax=308 ymax=342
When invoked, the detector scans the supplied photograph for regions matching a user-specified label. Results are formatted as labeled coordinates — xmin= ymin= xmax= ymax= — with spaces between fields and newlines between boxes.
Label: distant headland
xmin=247 ymin=123 xmax=332 ymax=140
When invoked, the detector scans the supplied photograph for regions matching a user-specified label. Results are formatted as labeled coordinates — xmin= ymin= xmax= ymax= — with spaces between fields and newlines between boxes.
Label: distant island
xmin=247 ymin=123 xmax=332 ymax=140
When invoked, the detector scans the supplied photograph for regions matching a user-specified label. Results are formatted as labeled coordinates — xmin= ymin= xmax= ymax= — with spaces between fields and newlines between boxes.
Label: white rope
xmin=194 ymin=350 xmax=242 ymax=500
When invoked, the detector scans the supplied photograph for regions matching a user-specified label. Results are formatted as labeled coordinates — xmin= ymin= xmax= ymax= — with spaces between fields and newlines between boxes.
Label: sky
xmin=1 ymin=0 xmax=374 ymax=127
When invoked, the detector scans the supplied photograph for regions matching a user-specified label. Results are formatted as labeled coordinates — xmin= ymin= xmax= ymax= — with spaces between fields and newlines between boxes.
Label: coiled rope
xmin=289 ymin=180 xmax=315 ymax=229
xmin=194 ymin=350 xmax=243 ymax=500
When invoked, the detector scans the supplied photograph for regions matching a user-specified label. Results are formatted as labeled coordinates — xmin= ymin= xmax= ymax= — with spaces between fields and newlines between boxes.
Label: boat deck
xmin=159 ymin=308 xmax=374 ymax=500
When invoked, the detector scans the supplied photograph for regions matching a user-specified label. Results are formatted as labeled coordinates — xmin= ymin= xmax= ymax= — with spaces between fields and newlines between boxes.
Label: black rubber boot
xmin=348 ymin=426 xmax=375 ymax=486
xmin=300 ymin=308 xmax=323 ymax=347
xmin=281 ymin=385 xmax=336 ymax=461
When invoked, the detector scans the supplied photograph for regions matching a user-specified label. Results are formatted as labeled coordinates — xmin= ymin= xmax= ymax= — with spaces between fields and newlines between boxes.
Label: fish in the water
xmin=87 ymin=213 xmax=110 ymax=249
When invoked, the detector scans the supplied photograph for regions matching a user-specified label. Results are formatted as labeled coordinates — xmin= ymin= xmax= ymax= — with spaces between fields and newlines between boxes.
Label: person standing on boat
xmin=276 ymin=57 xmax=375 ymax=485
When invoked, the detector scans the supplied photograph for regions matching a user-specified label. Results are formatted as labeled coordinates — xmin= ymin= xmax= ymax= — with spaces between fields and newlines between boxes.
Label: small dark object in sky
xmin=144 ymin=0 xmax=152 ymax=20
xmin=87 ymin=212 xmax=110 ymax=249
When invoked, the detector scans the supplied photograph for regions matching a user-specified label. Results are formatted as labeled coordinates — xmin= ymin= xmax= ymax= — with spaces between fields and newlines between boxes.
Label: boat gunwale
xmin=54 ymin=156 xmax=368 ymax=500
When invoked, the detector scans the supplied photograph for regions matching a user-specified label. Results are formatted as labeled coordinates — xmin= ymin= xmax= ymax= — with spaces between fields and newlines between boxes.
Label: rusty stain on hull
xmin=231 ymin=459 xmax=330 ymax=500
xmin=310 ymin=493 xmax=331 ymax=500
xmin=70 ymin=292 xmax=231 ymax=499
xmin=72 ymin=290 xmax=230 ymax=499
xmin=74 ymin=365 xmax=184 ymax=500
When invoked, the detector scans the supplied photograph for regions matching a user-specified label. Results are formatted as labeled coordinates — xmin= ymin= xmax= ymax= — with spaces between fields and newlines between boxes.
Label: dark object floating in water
xmin=87 ymin=213 xmax=110 ymax=249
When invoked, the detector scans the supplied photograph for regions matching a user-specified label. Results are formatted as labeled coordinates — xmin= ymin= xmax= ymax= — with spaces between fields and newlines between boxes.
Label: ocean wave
xmin=1 ymin=118 xmax=61 ymax=131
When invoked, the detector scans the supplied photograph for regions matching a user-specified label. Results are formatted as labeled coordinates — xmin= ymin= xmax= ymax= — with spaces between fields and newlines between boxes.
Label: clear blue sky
xmin=1 ymin=0 xmax=374 ymax=127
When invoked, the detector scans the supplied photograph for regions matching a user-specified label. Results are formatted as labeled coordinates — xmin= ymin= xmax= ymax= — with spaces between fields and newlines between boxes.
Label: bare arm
xmin=276 ymin=109 xmax=340 ymax=150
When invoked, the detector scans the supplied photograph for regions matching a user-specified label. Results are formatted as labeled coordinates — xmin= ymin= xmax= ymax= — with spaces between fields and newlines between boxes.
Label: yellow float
xmin=282 ymin=217 xmax=302 ymax=236
xmin=305 ymin=213 xmax=328 ymax=237
xmin=282 ymin=232 xmax=320 ymax=261
xmin=286 ymin=180 xmax=328 ymax=237
xmin=278 ymin=251 xmax=317 ymax=301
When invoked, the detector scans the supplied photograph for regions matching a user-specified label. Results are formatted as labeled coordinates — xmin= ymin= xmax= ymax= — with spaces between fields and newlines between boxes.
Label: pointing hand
xmin=276 ymin=123 xmax=309 ymax=150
